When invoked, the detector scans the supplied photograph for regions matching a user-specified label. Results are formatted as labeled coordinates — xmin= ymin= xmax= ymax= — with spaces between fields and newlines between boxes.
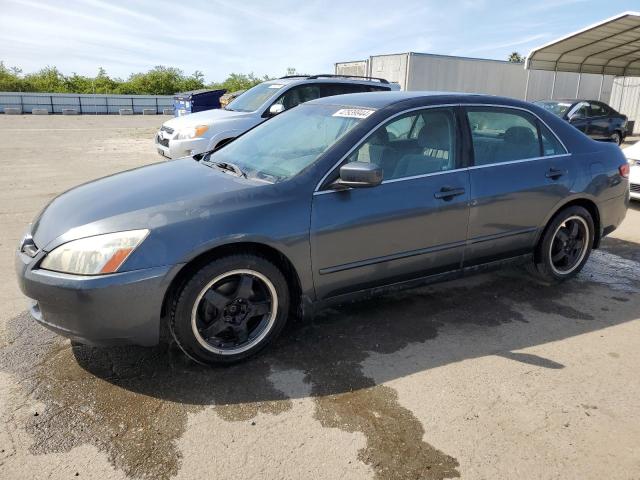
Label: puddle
xmin=0 ymin=263 xmax=625 ymax=480
xmin=579 ymin=250 xmax=640 ymax=293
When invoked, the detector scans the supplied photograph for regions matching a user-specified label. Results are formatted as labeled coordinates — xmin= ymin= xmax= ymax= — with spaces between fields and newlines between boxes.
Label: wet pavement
xmin=1 ymin=115 xmax=639 ymax=479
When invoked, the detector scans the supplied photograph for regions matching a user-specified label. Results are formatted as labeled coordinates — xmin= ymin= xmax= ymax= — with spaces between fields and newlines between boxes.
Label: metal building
xmin=336 ymin=52 xmax=614 ymax=102
xmin=526 ymin=11 xmax=640 ymax=134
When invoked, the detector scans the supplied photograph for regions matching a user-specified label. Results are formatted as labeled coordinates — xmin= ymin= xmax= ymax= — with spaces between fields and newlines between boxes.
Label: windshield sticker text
xmin=332 ymin=108 xmax=375 ymax=119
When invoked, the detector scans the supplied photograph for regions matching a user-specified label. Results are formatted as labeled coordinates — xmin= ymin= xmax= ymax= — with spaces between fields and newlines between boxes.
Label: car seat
xmin=395 ymin=114 xmax=453 ymax=177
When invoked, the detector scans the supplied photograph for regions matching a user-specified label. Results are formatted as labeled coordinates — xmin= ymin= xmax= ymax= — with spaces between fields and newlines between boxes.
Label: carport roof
xmin=526 ymin=11 xmax=640 ymax=76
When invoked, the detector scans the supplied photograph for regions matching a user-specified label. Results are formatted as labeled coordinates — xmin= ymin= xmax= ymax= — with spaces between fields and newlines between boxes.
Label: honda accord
xmin=16 ymin=92 xmax=630 ymax=364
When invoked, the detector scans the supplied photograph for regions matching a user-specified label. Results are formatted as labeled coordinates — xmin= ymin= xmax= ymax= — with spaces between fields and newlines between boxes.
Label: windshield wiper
xmin=204 ymin=160 xmax=247 ymax=178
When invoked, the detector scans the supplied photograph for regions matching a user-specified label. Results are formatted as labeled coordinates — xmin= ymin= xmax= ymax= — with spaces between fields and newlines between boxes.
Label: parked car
xmin=622 ymin=141 xmax=640 ymax=200
xmin=17 ymin=92 xmax=630 ymax=365
xmin=154 ymin=74 xmax=400 ymax=159
xmin=534 ymin=99 xmax=627 ymax=145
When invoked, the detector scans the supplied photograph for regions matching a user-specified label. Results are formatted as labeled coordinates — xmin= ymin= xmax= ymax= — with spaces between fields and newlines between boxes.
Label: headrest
xmin=504 ymin=126 xmax=536 ymax=145
xmin=417 ymin=114 xmax=451 ymax=149
xmin=370 ymin=128 xmax=390 ymax=145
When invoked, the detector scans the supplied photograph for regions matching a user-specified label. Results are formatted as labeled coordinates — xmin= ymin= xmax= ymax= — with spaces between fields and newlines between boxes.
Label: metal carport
xmin=525 ymin=11 xmax=640 ymax=104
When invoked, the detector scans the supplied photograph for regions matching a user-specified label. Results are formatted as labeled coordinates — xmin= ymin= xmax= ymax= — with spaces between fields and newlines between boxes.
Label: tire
xmin=529 ymin=206 xmax=594 ymax=283
xmin=170 ymin=254 xmax=290 ymax=365
xmin=611 ymin=131 xmax=622 ymax=146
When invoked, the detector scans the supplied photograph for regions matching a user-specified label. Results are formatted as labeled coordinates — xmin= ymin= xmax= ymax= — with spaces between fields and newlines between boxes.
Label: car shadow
xmin=70 ymin=236 xmax=640 ymax=406
xmin=4 ymin=236 xmax=639 ymax=480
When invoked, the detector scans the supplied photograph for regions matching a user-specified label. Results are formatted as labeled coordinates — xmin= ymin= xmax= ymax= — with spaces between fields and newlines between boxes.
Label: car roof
xmin=262 ymin=75 xmax=395 ymax=88
xmin=306 ymin=91 xmax=487 ymax=109
xmin=540 ymin=99 xmax=609 ymax=105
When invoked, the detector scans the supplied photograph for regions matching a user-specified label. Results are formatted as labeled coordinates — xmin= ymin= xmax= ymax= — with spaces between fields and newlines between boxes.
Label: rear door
xmin=588 ymin=102 xmax=615 ymax=139
xmin=463 ymin=106 xmax=574 ymax=266
xmin=310 ymin=107 xmax=470 ymax=300
xmin=567 ymin=102 xmax=591 ymax=136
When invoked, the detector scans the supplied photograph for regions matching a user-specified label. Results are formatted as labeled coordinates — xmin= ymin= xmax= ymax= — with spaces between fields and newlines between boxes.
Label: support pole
xmin=575 ymin=72 xmax=581 ymax=99
xmin=598 ymin=74 xmax=604 ymax=101
xmin=524 ymin=69 xmax=530 ymax=101
xmin=550 ymin=69 xmax=557 ymax=99
xmin=618 ymin=77 xmax=626 ymax=111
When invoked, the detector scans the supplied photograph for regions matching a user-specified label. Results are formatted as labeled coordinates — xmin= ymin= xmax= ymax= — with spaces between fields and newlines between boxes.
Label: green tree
xmin=211 ymin=73 xmax=271 ymax=92
xmin=508 ymin=52 xmax=524 ymax=63
xmin=22 ymin=66 xmax=68 ymax=92
xmin=0 ymin=62 xmax=23 ymax=91
xmin=0 ymin=62 xmax=272 ymax=95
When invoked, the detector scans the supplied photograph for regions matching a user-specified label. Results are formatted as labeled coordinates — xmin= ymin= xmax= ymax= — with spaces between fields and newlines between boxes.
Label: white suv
xmin=155 ymin=75 xmax=399 ymax=159
xmin=623 ymin=141 xmax=640 ymax=200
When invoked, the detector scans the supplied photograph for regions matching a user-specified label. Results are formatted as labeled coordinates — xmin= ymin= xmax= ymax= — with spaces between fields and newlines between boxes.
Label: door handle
xmin=545 ymin=168 xmax=567 ymax=180
xmin=434 ymin=186 xmax=465 ymax=200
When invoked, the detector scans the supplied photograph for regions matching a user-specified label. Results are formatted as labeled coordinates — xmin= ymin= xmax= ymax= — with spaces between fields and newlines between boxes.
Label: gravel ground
xmin=0 ymin=114 xmax=639 ymax=480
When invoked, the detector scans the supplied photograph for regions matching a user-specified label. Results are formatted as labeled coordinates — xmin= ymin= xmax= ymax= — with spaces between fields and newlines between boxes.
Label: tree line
xmin=0 ymin=63 xmax=271 ymax=95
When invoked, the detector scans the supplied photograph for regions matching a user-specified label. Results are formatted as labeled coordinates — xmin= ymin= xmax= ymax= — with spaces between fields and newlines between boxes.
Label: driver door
xmin=310 ymin=107 xmax=470 ymax=300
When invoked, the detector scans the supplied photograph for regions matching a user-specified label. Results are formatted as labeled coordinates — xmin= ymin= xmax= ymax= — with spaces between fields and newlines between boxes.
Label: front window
xmin=534 ymin=100 xmax=573 ymax=117
xmin=345 ymin=108 xmax=457 ymax=181
xmin=206 ymin=104 xmax=371 ymax=182
xmin=225 ymin=82 xmax=287 ymax=112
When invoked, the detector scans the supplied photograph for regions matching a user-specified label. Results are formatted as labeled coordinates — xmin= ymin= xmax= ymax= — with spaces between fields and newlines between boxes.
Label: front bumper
xmin=155 ymin=133 xmax=209 ymax=160
xmin=16 ymin=249 xmax=180 ymax=346
xmin=630 ymin=166 xmax=640 ymax=200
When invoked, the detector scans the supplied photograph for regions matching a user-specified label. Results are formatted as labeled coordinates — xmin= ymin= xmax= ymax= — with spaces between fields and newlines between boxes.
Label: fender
xmin=206 ymin=130 xmax=246 ymax=151
xmin=178 ymin=233 xmax=315 ymax=299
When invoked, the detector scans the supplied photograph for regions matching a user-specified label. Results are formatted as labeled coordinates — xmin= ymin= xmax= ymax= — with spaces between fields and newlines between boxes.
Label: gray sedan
xmin=16 ymin=92 xmax=630 ymax=364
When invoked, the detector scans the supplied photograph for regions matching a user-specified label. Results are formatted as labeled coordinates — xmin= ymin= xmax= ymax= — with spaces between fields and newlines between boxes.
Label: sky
xmin=1 ymin=0 xmax=639 ymax=82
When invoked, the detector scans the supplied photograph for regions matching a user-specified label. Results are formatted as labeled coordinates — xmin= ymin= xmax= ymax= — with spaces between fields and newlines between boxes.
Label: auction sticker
xmin=268 ymin=84 xmax=284 ymax=89
xmin=332 ymin=108 xmax=375 ymax=119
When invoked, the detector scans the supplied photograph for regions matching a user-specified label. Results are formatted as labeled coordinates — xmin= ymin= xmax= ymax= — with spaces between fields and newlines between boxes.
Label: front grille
xmin=631 ymin=183 xmax=640 ymax=193
xmin=156 ymin=135 xmax=169 ymax=147
xmin=160 ymin=125 xmax=174 ymax=135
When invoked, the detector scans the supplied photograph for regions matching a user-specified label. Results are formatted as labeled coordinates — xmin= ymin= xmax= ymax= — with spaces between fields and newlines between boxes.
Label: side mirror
xmin=332 ymin=161 xmax=383 ymax=189
xmin=268 ymin=104 xmax=285 ymax=116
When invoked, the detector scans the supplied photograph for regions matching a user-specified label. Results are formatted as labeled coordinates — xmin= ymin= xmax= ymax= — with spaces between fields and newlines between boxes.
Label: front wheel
xmin=170 ymin=254 xmax=290 ymax=365
xmin=529 ymin=206 xmax=594 ymax=283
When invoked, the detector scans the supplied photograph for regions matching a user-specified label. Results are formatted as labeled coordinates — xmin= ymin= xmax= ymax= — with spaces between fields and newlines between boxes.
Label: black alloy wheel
xmin=170 ymin=254 xmax=290 ymax=365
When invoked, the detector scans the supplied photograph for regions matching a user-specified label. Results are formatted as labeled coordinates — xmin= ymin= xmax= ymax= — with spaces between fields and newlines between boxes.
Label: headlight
xmin=176 ymin=125 xmax=209 ymax=140
xmin=40 ymin=229 xmax=149 ymax=275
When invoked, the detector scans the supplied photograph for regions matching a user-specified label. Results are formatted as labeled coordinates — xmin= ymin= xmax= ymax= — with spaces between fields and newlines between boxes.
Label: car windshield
xmin=205 ymin=104 xmax=372 ymax=182
xmin=534 ymin=100 xmax=573 ymax=117
xmin=225 ymin=82 xmax=287 ymax=112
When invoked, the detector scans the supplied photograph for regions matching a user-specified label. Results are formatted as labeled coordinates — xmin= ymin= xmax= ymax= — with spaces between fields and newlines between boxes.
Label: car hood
xmin=32 ymin=159 xmax=261 ymax=251
xmin=162 ymin=108 xmax=254 ymax=129
xmin=623 ymin=140 xmax=640 ymax=161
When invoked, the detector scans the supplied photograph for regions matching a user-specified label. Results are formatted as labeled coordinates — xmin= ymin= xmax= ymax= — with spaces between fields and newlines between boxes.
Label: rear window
xmin=467 ymin=107 xmax=566 ymax=166
xmin=534 ymin=101 xmax=573 ymax=117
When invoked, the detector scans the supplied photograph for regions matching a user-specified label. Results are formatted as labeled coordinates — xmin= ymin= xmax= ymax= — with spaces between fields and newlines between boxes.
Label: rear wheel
xmin=170 ymin=254 xmax=290 ymax=365
xmin=611 ymin=131 xmax=622 ymax=146
xmin=529 ymin=206 xmax=594 ymax=283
